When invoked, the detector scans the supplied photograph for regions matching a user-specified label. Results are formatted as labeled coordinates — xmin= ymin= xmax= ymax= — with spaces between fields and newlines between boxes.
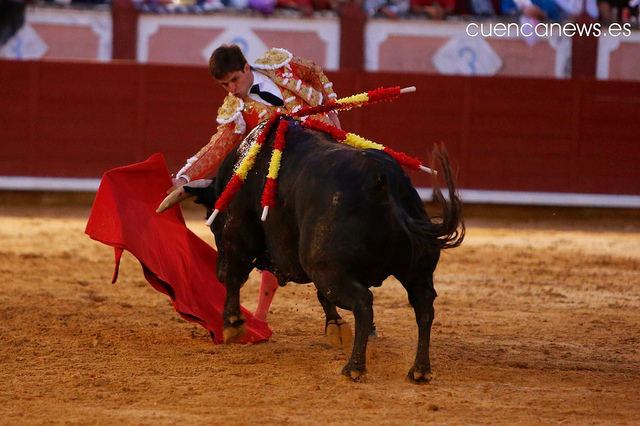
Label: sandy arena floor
xmin=1 ymin=202 xmax=639 ymax=425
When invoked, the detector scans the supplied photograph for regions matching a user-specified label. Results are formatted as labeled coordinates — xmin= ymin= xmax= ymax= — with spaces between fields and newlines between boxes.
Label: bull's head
xmin=156 ymin=179 xmax=216 ymax=214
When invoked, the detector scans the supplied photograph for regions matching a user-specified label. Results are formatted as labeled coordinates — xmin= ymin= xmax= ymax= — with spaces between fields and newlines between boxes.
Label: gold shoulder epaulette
xmin=217 ymin=94 xmax=244 ymax=125
xmin=253 ymin=48 xmax=293 ymax=70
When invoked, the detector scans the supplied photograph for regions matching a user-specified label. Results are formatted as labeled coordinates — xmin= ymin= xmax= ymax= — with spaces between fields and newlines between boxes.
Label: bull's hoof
xmin=407 ymin=367 xmax=433 ymax=384
xmin=223 ymin=315 xmax=247 ymax=344
xmin=325 ymin=319 xmax=353 ymax=349
xmin=340 ymin=364 xmax=366 ymax=382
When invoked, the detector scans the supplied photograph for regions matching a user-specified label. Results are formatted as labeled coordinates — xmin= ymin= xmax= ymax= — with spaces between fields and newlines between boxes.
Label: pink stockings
xmin=254 ymin=271 xmax=279 ymax=321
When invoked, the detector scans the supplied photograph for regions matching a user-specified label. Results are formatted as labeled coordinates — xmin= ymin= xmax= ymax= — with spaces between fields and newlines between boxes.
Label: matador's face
xmin=217 ymin=63 xmax=253 ymax=99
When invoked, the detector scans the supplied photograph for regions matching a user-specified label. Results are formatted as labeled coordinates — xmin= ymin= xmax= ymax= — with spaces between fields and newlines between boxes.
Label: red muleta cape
xmin=85 ymin=153 xmax=272 ymax=344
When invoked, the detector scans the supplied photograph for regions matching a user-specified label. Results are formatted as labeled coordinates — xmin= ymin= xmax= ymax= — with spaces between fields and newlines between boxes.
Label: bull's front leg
xmin=222 ymin=280 xmax=247 ymax=344
xmin=216 ymin=224 xmax=258 ymax=344
xmin=218 ymin=252 xmax=250 ymax=344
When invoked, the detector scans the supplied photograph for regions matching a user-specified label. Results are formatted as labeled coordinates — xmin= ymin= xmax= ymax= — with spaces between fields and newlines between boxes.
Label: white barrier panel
xmin=416 ymin=187 xmax=640 ymax=208
xmin=0 ymin=6 xmax=112 ymax=61
xmin=3 ymin=176 xmax=639 ymax=207
xmin=137 ymin=13 xmax=340 ymax=70
xmin=365 ymin=20 xmax=640 ymax=80
xmin=0 ymin=176 xmax=101 ymax=192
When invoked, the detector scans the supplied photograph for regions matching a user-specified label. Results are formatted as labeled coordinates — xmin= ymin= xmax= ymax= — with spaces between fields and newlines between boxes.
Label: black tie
xmin=250 ymin=84 xmax=284 ymax=107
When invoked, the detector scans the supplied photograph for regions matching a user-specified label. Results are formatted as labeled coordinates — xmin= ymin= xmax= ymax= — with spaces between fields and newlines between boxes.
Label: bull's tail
xmin=392 ymin=144 xmax=465 ymax=254
xmin=428 ymin=144 xmax=465 ymax=249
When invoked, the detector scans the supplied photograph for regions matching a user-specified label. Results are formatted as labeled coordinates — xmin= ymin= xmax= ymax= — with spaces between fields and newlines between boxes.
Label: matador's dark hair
xmin=209 ymin=44 xmax=248 ymax=80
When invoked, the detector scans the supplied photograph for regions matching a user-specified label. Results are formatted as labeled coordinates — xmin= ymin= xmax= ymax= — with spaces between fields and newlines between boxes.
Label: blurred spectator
xmin=409 ymin=0 xmax=454 ymax=19
xmin=502 ymin=0 xmax=598 ymax=20
xmin=276 ymin=0 xmax=314 ymax=15
xmin=250 ymin=0 xmax=276 ymax=13
xmin=275 ymin=0 xmax=342 ymax=15
xmin=456 ymin=0 xmax=497 ymax=16
xmin=630 ymin=0 xmax=639 ymax=23
xmin=0 ymin=0 xmax=25 ymax=47
xmin=71 ymin=0 xmax=111 ymax=3
xmin=313 ymin=0 xmax=344 ymax=11
xmin=598 ymin=0 xmax=638 ymax=22
xmin=364 ymin=0 xmax=409 ymax=18
xmin=557 ymin=0 xmax=598 ymax=18
xmin=502 ymin=0 xmax=562 ymax=19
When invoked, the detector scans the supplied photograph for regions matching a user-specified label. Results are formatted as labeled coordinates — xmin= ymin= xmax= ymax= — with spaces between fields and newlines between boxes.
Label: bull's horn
xmin=156 ymin=179 xmax=213 ymax=213
xmin=157 ymin=187 xmax=191 ymax=213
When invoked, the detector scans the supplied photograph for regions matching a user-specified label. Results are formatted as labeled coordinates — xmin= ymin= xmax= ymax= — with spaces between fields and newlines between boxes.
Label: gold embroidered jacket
xmin=176 ymin=48 xmax=337 ymax=182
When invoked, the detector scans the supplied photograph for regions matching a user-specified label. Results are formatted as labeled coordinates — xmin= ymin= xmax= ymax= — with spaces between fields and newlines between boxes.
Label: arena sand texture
xmin=1 ymin=202 xmax=639 ymax=425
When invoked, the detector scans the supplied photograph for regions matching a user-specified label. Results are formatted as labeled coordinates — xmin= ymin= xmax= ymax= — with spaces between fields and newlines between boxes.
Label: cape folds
xmin=85 ymin=153 xmax=272 ymax=344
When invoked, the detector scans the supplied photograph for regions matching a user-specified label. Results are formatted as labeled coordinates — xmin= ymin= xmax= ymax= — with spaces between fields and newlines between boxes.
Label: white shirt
xmin=248 ymin=71 xmax=284 ymax=106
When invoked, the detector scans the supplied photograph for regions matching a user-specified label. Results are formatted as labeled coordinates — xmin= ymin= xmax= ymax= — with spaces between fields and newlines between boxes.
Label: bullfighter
xmin=168 ymin=44 xmax=341 ymax=322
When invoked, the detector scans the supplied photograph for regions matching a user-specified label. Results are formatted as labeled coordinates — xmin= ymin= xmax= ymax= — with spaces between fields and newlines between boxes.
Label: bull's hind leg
xmin=342 ymin=284 xmax=374 ymax=381
xmin=403 ymin=276 xmax=437 ymax=384
xmin=315 ymin=278 xmax=374 ymax=381
xmin=317 ymin=291 xmax=353 ymax=349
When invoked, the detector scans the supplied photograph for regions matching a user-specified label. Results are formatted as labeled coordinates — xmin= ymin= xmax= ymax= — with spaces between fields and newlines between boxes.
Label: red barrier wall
xmin=2 ymin=59 xmax=639 ymax=195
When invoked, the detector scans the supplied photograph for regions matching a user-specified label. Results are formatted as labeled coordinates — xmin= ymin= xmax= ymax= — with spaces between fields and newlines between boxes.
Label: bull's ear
xmin=184 ymin=178 xmax=217 ymax=211
xmin=182 ymin=178 xmax=214 ymax=190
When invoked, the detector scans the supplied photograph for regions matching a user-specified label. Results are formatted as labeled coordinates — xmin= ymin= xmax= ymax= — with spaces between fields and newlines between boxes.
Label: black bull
xmin=185 ymin=117 xmax=464 ymax=383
